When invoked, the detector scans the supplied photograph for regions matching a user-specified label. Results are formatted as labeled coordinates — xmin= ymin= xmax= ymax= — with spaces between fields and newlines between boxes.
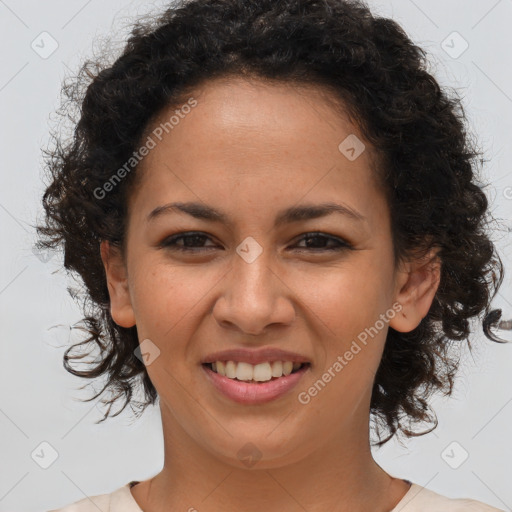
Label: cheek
xmin=128 ymin=260 xmax=199 ymax=337
xmin=290 ymin=263 xmax=391 ymax=390
xmin=290 ymin=262 xmax=391 ymax=337
xmin=128 ymin=263 xmax=205 ymax=390
xmin=129 ymin=246 xmax=392 ymax=357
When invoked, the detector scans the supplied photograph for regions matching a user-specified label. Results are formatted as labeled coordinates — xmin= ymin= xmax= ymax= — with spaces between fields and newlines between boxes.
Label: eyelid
xmin=158 ymin=230 xmax=353 ymax=252
xmin=291 ymin=231 xmax=351 ymax=248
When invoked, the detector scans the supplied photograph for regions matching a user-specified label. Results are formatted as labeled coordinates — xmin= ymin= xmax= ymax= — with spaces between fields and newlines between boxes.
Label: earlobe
xmin=100 ymin=240 xmax=136 ymax=328
xmin=389 ymin=247 xmax=441 ymax=333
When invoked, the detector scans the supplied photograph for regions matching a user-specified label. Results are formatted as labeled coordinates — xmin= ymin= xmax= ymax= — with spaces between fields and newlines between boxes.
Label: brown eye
xmin=160 ymin=232 xmax=219 ymax=252
xmin=159 ymin=231 xmax=352 ymax=253
xmin=292 ymin=232 xmax=352 ymax=252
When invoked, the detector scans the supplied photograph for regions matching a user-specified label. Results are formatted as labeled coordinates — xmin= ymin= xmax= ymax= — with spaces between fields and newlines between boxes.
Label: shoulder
xmin=396 ymin=483 xmax=505 ymax=512
xmin=46 ymin=483 xmax=139 ymax=512
xmin=46 ymin=492 xmax=111 ymax=512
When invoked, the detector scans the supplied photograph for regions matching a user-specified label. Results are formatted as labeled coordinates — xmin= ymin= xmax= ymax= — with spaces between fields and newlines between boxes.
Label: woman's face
xmin=102 ymin=76 xmax=437 ymax=468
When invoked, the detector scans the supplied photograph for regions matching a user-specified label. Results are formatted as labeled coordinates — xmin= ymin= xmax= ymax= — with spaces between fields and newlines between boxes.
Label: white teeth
xmin=236 ymin=362 xmax=254 ymax=381
xmin=225 ymin=360 xmax=237 ymax=379
xmin=209 ymin=360 xmax=305 ymax=381
xmin=271 ymin=361 xmax=282 ymax=377
xmin=253 ymin=362 xmax=272 ymax=382
xmin=215 ymin=361 xmax=224 ymax=376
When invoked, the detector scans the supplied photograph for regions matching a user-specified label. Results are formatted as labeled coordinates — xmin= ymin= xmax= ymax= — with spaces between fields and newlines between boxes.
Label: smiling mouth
xmin=202 ymin=361 xmax=310 ymax=383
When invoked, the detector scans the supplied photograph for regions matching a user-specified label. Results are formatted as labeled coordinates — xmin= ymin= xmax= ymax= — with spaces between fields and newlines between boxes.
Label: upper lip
xmin=201 ymin=347 xmax=311 ymax=365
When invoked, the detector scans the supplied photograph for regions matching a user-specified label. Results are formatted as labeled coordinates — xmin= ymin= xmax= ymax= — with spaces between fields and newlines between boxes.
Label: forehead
xmin=128 ymin=76 xmax=387 ymax=229
xmin=161 ymin=76 xmax=361 ymax=152
xmin=137 ymin=75 xmax=377 ymax=168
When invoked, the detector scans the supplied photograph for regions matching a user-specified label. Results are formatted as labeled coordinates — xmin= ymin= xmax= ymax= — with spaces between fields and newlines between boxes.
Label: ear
xmin=100 ymin=240 xmax=136 ymax=328
xmin=389 ymin=247 xmax=441 ymax=333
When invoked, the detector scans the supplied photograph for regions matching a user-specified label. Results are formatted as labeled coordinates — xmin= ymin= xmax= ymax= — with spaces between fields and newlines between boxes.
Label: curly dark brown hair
xmin=36 ymin=0 xmax=508 ymax=447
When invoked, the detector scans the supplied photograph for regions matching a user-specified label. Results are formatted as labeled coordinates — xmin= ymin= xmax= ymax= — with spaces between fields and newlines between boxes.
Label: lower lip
xmin=202 ymin=363 xmax=310 ymax=405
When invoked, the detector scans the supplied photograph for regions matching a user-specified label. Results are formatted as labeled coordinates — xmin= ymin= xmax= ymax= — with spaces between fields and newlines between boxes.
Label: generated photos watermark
xmin=93 ymin=97 xmax=198 ymax=200
xmin=297 ymin=301 xmax=403 ymax=404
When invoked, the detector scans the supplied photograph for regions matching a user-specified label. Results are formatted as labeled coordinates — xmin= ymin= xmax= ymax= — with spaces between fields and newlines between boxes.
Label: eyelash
xmin=159 ymin=231 xmax=353 ymax=253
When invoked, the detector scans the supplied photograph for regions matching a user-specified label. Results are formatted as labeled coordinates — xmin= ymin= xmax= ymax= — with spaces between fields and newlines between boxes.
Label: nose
xmin=212 ymin=251 xmax=296 ymax=336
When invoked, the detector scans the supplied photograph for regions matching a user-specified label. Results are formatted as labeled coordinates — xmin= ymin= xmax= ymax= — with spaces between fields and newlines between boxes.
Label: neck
xmin=130 ymin=404 xmax=409 ymax=512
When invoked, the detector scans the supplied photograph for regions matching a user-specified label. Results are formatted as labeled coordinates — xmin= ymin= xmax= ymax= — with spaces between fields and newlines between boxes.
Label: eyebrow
xmin=146 ymin=201 xmax=367 ymax=227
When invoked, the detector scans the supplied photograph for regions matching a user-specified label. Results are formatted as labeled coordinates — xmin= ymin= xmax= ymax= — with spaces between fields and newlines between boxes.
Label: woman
xmin=38 ymin=0 xmax=508 ymax=510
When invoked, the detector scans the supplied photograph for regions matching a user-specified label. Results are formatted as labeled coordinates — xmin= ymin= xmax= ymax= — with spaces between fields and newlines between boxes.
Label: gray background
xmin=0 ymin=0 xmax=511 ymax=510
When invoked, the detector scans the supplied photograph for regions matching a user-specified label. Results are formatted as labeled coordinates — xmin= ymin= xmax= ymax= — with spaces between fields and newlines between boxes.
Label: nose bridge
xmin=214 ymin=242 xmax=293 ymax=334
xmin=234 ymin=245 xmax=274 ymax=301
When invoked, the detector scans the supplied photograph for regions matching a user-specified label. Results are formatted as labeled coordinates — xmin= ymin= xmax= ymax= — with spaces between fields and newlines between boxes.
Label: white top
xmin=48 ymin=479 xmax=505 ymax=511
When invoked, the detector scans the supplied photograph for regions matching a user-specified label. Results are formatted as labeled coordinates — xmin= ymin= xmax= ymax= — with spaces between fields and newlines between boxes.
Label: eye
xmin=291 ymin=232 xmax=353 ymax=252
xmin=160 ymin=231 xmax=217 ymax=252
xmin=159 ymin=231 xmax=352 ymax=253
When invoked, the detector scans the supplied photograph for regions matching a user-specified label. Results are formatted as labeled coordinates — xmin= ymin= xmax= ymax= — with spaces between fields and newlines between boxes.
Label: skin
xmin=101 ymin=76 xmax=441 ymax=512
